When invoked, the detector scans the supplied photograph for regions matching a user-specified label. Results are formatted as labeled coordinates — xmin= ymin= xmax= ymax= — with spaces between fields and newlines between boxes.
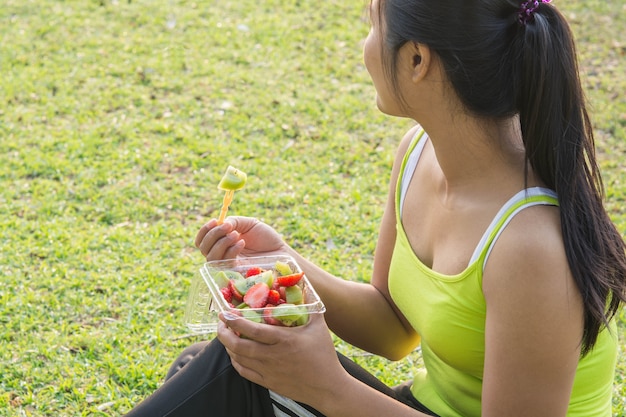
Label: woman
xmin=126 ymin=0 xmax=626 ymax=416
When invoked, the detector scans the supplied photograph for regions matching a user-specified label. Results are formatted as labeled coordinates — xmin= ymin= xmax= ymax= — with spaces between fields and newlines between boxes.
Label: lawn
xmin=0 ymin=0 xmax=624 ymax=416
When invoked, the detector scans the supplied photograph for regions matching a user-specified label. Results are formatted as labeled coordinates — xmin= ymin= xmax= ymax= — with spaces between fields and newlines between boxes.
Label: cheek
xmin=362 ymin=31 xmax=402 ymax=116
xmin=363 ymin=30 xmax=378 ymax=74
xmin=363 ymin=35 xmax=373 ymax=72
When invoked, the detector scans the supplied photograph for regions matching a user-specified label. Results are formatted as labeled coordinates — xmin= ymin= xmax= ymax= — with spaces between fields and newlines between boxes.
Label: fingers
xmin=223 ymin=216 xmax=259 ymax=235
xmin=217 ymin=321 xmax=266 ymax=384
xmin=219 ymin=312 xmax=283 ymax=345
xmin=194 ymin=219 xmax=218 ymax=248
xmin=228 ymin=354 xmax=264 ymax=386
xmin=218 ymin=312 xmax=339 ymax=400
xmin=195 ymin=220 xmax=245 ymax=260
xmin=194 ymin=217 xmax=255 ymax=251
xmin=217 ymin=318 xmax=276 ymax=372
xmin=195 ymin=216 xmax=273 ymax=260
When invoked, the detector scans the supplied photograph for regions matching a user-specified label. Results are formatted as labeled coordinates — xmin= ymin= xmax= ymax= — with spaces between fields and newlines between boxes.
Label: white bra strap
xmin=399 ymin=135 xmax=428 ymax=218
xmin=469 ymin=187 xmax=558 ymax=269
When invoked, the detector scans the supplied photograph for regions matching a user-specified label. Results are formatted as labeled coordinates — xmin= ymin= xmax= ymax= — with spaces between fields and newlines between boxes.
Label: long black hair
xmin=377 ymin=0 xmax=626 ymax=355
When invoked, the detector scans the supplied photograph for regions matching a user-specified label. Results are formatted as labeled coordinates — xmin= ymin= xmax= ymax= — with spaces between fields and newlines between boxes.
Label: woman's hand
xmin=217 ymin=312 xmax=347 ymax=406
xmin=195 ymin=216 xmax=288 ymax=261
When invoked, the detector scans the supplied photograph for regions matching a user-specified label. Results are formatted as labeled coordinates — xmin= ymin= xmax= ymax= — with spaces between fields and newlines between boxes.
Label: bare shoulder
xmin=483 ymin=203 xmax=578 ymax=303
xmin=481 ymin=204 xmax=584 ymax=416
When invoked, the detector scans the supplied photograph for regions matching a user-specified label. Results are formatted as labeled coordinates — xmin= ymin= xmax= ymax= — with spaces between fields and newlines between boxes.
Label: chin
xmin=376 ymin=101 xmax=406 ymax=118
xmin=375 ymin=97 xmax=392 ymax=115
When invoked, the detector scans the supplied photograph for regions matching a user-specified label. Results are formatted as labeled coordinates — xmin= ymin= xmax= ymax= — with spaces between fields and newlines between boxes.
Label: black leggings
xmin=124 ymin=339 xmax=439 ymax=417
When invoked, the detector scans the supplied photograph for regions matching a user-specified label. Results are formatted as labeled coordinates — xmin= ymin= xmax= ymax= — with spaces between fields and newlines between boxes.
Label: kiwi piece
xmin=217 ymin=166 xmax=247 ymax=191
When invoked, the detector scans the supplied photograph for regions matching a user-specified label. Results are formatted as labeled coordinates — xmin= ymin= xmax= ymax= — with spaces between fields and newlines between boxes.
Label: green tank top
xmin=388 ymin=130 xmax=618 ymax=417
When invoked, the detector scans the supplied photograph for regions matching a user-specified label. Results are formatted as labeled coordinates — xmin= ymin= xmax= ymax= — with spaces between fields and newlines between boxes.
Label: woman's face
xmin=363 ymin=0 xmax=400 ymax=116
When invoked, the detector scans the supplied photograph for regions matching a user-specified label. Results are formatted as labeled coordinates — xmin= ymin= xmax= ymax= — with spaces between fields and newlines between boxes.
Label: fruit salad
xmin=201 ymin=256 xmax=325 ymax=327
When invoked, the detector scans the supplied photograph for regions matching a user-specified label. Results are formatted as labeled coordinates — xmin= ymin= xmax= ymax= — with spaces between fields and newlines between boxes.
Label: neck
xmin=418 ymin=112 xmax=530 ymax=196
xmin=399 ymin=57 xmax=534 ymax=197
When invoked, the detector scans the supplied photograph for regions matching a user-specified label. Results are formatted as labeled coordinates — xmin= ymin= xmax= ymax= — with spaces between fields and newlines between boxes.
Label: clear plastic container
xmin=184 ymin=268 xmax=220 ymax=334
xmin=184 ymin=255 xmax=326 ymax=334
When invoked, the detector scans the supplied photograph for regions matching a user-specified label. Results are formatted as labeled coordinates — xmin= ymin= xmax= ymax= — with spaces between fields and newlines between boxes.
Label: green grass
xmin=1 ymin=0 xmax=624 ymax=415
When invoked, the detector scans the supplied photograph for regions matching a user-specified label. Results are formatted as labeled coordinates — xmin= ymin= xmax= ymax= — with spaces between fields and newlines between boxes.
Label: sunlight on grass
xmin=0 ymin=0 xmax=624 ymax=415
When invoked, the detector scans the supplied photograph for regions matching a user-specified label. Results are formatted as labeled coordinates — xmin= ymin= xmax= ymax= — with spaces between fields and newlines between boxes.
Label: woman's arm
xmin=197 ymin=125 xmax=422 ymax=360
xmin=195 ymin=214 xmax=417 ymax=359
xmin=288 ymin=124 xmax=422 ymax=359
xmin=481 ymin=204 xmax=584 ymax=417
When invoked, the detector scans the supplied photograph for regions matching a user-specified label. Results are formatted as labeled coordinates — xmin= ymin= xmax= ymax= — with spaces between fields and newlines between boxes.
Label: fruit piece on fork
xmin=216 ymin=165 xmax=247 ymax=225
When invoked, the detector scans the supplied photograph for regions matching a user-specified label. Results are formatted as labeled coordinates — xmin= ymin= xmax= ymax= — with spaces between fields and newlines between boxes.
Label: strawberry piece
xmin=220 ymin=286 xmax=233 ymax=303
xmin=228 ymin=279 xmax=244 ymax=302
xmin=245 ymin=266 xmax=263 ymax=278
xmin=276 ymin=271 xmax=304 ymax=287
xmin=267 ymin=289 xmax=281 ymax=305
xmin=243 ymin=282 xmax=270 ymax=308
xmin=263 ymin=308 xmax=284 ymax=326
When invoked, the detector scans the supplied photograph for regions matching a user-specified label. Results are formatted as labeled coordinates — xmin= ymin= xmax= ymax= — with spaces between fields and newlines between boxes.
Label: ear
xmin=410 ymin=42 xmax=432 ymax=84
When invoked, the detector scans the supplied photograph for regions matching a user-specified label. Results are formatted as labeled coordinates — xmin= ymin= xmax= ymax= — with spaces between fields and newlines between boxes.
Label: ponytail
xmin=518 ymin=4 xmax=626 ymax=355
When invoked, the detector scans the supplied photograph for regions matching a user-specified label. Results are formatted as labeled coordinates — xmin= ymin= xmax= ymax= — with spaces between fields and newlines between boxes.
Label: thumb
xmin=225 ymin=216 xmax=260 ymax=233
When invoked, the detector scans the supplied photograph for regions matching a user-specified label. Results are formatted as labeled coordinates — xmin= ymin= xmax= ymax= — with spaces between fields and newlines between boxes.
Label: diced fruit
xmin=296 ymin=314 xmax=308 ymax=326
xmin=208 ymin=260 xmax=315 ymax=327
xmin=258 ymin=270 xmax=275 ymax=287
xmin=233 ymin=277 xmax=256 ymax=296
xmin=243 ymin=282 xmax=270 ymax=308
xmin=273 ymin=304 xmax=308 ymax=326
xmin=220 ymin=286 xmax=233 ymax=303
xmin=263 ymin=307 xmax=283 ymax=326
xmin=285 ymin=285 xmax=304 ymax=304
xmin=267 ymin=289 xmax=281 ymax=305
xmin=224 ymin=270 xmax=245 ymax=281
xmin=274 ymin=260 xmax=293 ymax=276
xmin=217 ymin=166 xmax=247 ymax=191
xmin=228 ymin=280 xmax=244 ymax=302
xmin=212 ymin=270 xmax=244 ymax=289
xmin=245 ymin=266 xmax=263 ymax=277
xmin=245 ymin=270 xmax=273 ymax=286
xmin=276 ymin=271 xmax=304 ymax=287
xmin=213 ymin=271 xmax=231 ymax=289
xmin=241 ymin=309 xmax=263 ymax=323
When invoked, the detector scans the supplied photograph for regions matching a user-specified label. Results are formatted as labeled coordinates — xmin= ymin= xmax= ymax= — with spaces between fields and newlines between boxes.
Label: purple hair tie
xmin=519 ymin=0 xmax=551 ymax=25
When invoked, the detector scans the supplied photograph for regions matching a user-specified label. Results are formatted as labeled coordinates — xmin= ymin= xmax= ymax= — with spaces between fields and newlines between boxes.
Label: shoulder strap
xmin=398 ymin=129 xmax=428 ymax=218
xmin=469 ymin=187 xmax=559 ymax=270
